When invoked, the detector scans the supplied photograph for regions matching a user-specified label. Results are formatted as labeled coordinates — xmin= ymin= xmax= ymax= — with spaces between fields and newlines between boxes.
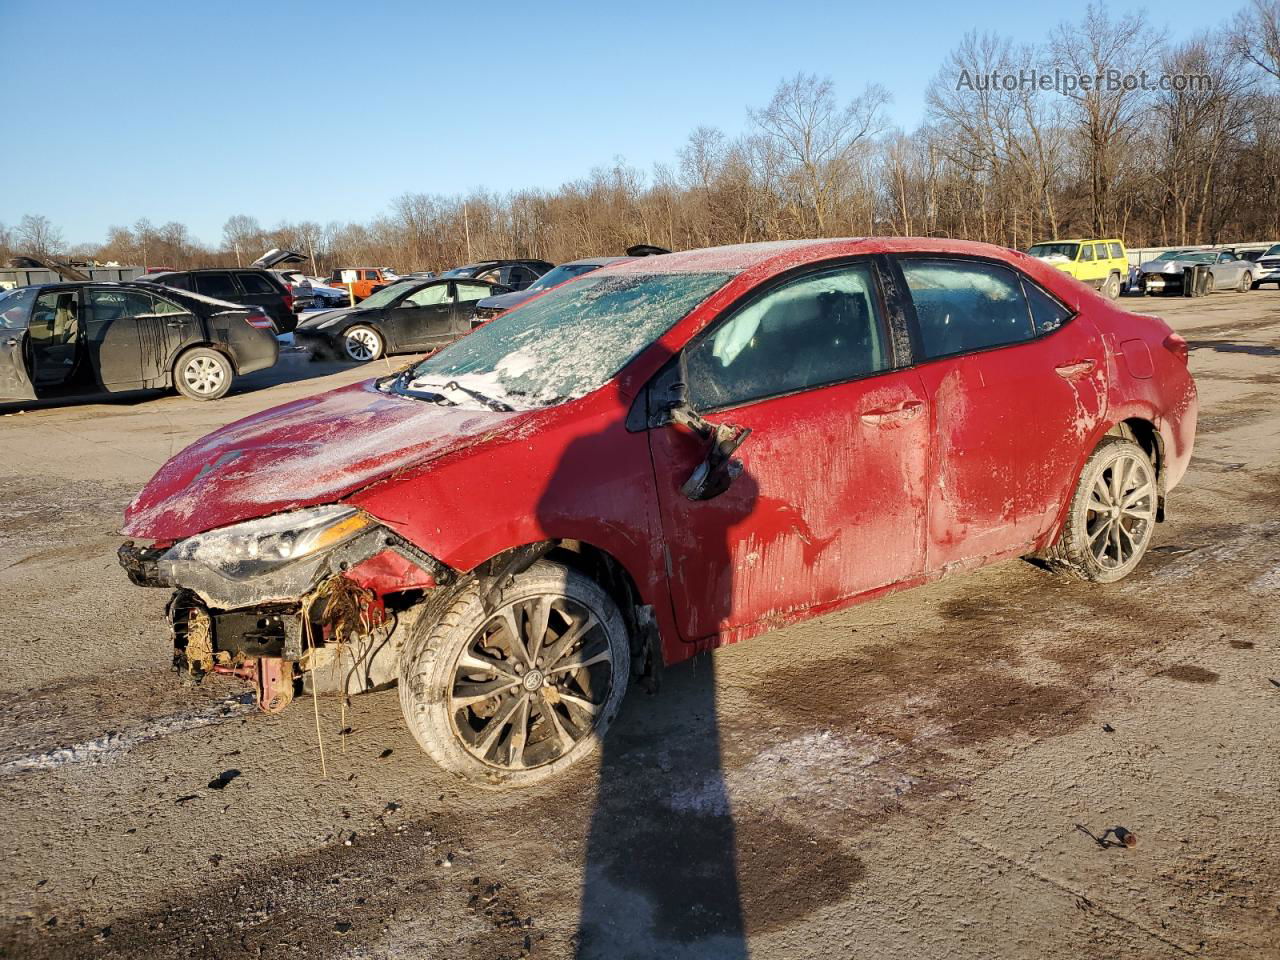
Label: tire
xmin=1237 ymin=272 xmax=1252 ymax=293
xmin=342 ymin=324 xmax=383 ymax=362
xmin=1047 ymin=437 xmax=1157 ymax=583
xmin=398 ymin=560 xmax=631 ymax=788
xmin=1103 ymin=273 xmax=1121 ymax=300
xmin=173 ymin=347 xmax=233 ymax=401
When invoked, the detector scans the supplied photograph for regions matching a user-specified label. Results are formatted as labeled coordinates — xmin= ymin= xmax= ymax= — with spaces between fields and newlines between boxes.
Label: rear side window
xmin=899 ymin=259 xmax=1035 ymax=360
xmin=1080 ymin=246 xmax=1095 ymax=262
xmin=1109 ymin=242 xmax=1123 ymax=259
xmin=156 ymin=273 xmax=191 ymax=290
xmin=88 ymin=289 xmax=154 ymax=320
xmin=686 ymin=262 xmax=891 ymax=410
xmin=194 ymin=273 xmax=240 ymax=299
xmin=1094 ymin=243 xmax=1109 ymax=260
xmin=1022 ymin=280 xmax=1072 ymax=335
xmin=452 ymin=282 xmax=494 ymax=303
xmin=237 ymin=272 xmax=277 ymax=295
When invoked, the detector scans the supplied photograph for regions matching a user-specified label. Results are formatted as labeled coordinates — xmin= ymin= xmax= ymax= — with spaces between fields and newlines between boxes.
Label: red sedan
xmin=119 ymin=238 xmax=1198 ymax=787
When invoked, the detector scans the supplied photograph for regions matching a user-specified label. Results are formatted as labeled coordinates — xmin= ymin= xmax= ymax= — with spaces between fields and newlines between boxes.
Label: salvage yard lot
xmin=1 ymin=293 xmax=1278 ymax=959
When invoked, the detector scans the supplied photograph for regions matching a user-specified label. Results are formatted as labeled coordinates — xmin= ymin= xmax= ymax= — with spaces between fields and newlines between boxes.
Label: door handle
xmin=860 ymin=400 xmax=924 ymax=426
xmin=3 ymin=337 xmax=18 ymax=347
xmin=1054 ymin=359 xmax=1096 ymax=379
xmin=166 ymin=320 xmax=185 ymax=328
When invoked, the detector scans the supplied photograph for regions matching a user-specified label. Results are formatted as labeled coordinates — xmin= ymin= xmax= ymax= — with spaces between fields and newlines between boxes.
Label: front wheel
xmin=342 ymin=324 xmax=384 ymax=362
xmin=174 ymin=347 xmax=233 ymax=400
xmin=398 ymin=561 xmax=631 ymax=788
xmin=1047 ymin=437 xmax=1157 ymax=582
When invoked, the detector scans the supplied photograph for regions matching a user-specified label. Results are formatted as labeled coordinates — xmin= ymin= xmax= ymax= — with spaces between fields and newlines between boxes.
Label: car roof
xmin=599 ymin=237 xmax=1042 ymax=276
xmin=561 ymin=256 xmax=634 ymax=267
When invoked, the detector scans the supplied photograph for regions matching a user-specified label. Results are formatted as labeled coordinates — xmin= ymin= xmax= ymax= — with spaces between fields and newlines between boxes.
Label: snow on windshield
xmin=395 ymin=272 xmax=733 ymax=409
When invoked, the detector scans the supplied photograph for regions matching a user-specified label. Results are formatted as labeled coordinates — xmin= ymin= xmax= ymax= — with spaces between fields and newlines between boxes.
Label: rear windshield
xmin=392 ymin=271 xmax=733 ymax=409
xmin=1028 ymin=243 xmax=1079 ymax=260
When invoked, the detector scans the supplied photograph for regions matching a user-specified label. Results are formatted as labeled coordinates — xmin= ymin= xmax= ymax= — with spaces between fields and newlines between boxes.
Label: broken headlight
xmin=164 ymin=505 xmax=374 ymax=581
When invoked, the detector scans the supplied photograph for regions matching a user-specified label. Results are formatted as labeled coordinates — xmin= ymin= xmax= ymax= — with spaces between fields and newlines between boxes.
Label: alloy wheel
xmin=449 ymin=594 xmax=614 ymax=772
xmin=344 ymin=327 xmax=381 ymax=361
xmin=1085 ymin=452 xmax=1156 ymax=569
xmin=182 ymin=356 xmax=226 ymax=396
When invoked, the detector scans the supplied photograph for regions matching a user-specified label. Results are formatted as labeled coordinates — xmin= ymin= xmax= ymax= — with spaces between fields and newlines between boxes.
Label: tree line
xmin=4 ymin=2 xmax=1277 ymax=276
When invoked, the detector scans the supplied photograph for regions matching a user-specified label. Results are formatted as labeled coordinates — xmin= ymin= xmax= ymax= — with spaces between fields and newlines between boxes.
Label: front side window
xmin=1028 ymin=243 xmax=1079 ymax=260
xmin=364 ymin=270 xmax=380 ymax=280
xmin=395 ymin=271 xmax=732 ymax=409
xmin=403 ymin=284 xmax=449 ymax=307
xmin=899 ymin=259 xmax=1035 ymax=360
xmin=0 ymin=287 xmax=37 ymax=330
xmin=686 ymin=263 xmax=890 ymax=410
xmin=194 ymin=273 xmax=240 ymax=300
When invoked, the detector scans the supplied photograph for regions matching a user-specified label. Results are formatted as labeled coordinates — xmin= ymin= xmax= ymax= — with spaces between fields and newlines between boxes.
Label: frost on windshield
xmin=397 ymin=272 xmax=733 ymax=408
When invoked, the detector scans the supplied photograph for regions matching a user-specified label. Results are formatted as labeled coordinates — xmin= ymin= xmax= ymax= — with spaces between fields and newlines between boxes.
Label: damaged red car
xmin=119 ymin=238 xmax=1197 ymax=787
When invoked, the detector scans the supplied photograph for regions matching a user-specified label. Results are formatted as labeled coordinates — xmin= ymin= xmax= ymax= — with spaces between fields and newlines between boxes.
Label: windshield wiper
xmin=441 ymin=380 xmax=514 ymax=413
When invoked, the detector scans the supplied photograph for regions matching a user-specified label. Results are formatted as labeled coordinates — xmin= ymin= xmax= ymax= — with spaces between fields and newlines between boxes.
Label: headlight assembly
xmin=165 ymin=505 xmax=375 ymax=581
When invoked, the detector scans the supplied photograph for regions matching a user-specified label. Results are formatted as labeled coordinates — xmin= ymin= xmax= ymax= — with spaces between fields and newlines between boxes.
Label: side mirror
xmin=661 ymin=354 xmax=752 ymax=502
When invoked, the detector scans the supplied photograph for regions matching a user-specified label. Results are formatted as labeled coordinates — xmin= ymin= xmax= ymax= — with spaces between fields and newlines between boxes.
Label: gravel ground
xmin=0 ymin=293 xmax=1277 ymax=959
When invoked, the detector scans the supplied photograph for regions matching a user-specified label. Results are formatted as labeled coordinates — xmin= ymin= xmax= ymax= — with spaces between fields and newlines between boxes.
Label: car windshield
xmin=388 ymin=271 xmax=733 ymax=409
xmin=1178 ymin=252 xmax=1216 ymax=263
xmin=526 ymin=263 xmax=602 ymax=292
xmin=439 ymin=266 xmax=474 ymax=278
xmin=0 ymin=287 xmax=36 ymax=329
xmin=1028 ymin=243 xmax=1080 ymax=259
xmin=356 ymin=281 xmax=419 ymax=310
xmin=1265 ymin=244 xmax=1280 ymax=257
xmin=1151 ymin=250 xmax=1190 ymax=261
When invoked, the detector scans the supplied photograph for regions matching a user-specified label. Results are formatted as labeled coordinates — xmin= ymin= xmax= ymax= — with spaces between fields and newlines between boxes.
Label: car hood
xmin=477 ymin=288 xmax=538 ymax=310
xmin=296 ymin=305 xmax=369 ymax=329
xmin=1140 ymin=259 xmax=1200 ymax=272
xmin=122 ymin=379 xmax=516 ymax=541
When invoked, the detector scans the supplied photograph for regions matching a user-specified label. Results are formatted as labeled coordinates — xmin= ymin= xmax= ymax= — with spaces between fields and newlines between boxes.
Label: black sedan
xmin=0 ymin=282 xmax=279 ymax=402
xmin=293 ymin=276 xmax=510 ymax=362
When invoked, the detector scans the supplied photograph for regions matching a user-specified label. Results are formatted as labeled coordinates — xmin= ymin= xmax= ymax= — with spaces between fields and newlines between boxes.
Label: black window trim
xmin=886 ymin=253 xmax=1080 ymax=369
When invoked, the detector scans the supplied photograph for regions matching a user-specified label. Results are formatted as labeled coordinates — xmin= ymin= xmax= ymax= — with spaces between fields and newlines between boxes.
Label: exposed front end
xmin=119 ymin=506 xmax=454 ymax=712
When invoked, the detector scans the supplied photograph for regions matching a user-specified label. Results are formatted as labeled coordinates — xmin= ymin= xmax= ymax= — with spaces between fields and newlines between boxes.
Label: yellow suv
xmin=1027 ymin=239 xmax=1128 ymax=299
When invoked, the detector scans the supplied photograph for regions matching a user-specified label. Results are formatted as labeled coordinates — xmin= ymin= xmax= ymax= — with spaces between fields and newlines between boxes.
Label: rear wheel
xmin=173 ymin=347 xmax=233 ymax=401
xmin=1238 ymin=272 xmax=1253 ymax=293
xmin=1103 ymin=272 xmax=1121 ymax=299
xmin=1048 ymin=437 xmax=1157 ymax=582
xmin=342 ymin=324 xmax=383 ymax=362
xmin=398 ymin=561 xmax=631 ymax=788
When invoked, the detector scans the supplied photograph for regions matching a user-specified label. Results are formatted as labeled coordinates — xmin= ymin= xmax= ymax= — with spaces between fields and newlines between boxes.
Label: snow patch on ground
xmin=1248 ymin=565 xmax=1280 ymax=594
xmin=668 ymin=730 xmax=917 ymax=819
xmin=0 ymin=696 xmax=252 ymax=777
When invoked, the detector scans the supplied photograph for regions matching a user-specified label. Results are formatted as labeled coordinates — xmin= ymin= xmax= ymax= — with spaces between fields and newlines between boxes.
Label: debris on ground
xmin=207 ymin=769 xmax=241 ymax=790
xmin=1076 ymin=824 xmax=1138 ymax=849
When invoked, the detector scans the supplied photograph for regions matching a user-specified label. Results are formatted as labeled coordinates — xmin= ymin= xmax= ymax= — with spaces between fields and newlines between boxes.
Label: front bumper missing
xmin=120 ymin=522 xmax=456 ymax=712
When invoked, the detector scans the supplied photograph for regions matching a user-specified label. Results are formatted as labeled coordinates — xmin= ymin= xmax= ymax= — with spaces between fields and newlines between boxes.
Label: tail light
xmin=283 ymin=290 xmax=295 ymax=313
xmin=245 ymin=310 xmax=275 ymax=330
xmin=1163 ymin=332 xmax=1189 ymax=364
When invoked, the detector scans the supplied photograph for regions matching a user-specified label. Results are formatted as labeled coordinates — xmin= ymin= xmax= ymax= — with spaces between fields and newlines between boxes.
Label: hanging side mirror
xmin=658 ymin=354 xmax=752 ymax=501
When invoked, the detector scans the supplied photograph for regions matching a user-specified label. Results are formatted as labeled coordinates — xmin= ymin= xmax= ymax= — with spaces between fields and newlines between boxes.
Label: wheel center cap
xmin=522 ymin=670 xmax=545 ymax=692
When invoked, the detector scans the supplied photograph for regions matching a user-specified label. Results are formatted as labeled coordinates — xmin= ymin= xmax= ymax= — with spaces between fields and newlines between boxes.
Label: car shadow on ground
xmin=533 ymin=359 xmax=754 ymax=957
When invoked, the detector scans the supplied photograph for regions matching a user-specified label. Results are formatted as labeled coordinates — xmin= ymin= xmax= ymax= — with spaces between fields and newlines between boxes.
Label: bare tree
xmin=1233 ymin=0 xmax=1280 ymax=80
xmin=15 ymin=214 xmax=64 ymax=258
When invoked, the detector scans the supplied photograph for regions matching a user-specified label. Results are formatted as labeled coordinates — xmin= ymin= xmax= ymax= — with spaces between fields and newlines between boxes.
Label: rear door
xmin=0 ymin=288 xmax=37 ymax=400
xmin=649 ymin=259 xmax=930 ymax=641
xmin=448 ymin=281 xmax=497 ymax=336
xmin=234 ymin=271 xmax=284 ymax=325
xmin=893 ymin=256 xmax=1106 ymax=567
xmin=84 ymin=288 xmax=145 ymax=388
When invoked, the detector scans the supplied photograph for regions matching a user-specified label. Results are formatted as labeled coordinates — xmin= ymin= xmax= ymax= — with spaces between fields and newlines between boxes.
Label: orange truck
xmin=326 ymin=268 xmax=393 ymax=301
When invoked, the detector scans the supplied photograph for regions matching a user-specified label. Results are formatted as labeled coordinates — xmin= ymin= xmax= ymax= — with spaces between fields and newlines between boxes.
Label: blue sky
xmin=2 ymin=0 xmax=1230 ymax=247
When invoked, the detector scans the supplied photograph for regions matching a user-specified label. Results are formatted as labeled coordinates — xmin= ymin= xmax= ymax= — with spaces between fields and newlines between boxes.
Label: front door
xmin=648 ymin=260 xmax=930 ymax=642
xmin=386 ymin=283 xmax=454 ymax=349
xmin=0 ymin=287 xmax=37 ymax=400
